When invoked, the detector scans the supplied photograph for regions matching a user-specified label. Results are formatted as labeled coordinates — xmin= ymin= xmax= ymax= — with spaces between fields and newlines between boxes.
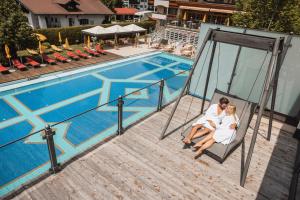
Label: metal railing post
xmin=186 ymin=76 xmax=191 ymax=95
xmin=43 ymin=125 xmax=60 ymax=174
xmin=117 ymin=96 xmax=124 ymax=135
xmin=157 ymin=79 xmax=165 ymax=111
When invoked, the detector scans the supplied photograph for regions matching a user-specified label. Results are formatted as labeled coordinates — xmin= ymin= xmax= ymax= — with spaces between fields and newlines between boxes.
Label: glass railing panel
xmin=163 ymin=70 xmax=190 ymax=106
xmin=0 ymin=129 xmax=52 ymax=196
xmin=123 ymin=83 xmax=160 ymax=128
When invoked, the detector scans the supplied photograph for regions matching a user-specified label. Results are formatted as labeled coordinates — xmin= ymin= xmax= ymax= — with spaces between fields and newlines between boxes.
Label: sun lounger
xmin=84 ymin=47 xmax=100 ymax=57
xmin=53 ymin=53 xmax=68 ymax=62
xmin=75 ymin=50 xmax=89 ymax=59
xmin=25 ymin=57 xmax=40 ymax=68
xmin=12 ymin=59 xmax=27 ymax=70
xmin=63 ymin=44 xmax=73 ymax=51
xmin=42 ymin=54 xmax=56 ymax=64
xmin=181 ymin=50 xmax=193 ymax=57
xmin=151 ymin=43 xmax=160 ymax=49
xmin=95 ymin=44 xmax=107 ymax=55
xmin=26 ymin=48 xmax=39 ymax=55
xmin=67 ymin=51 xmax=80 ymax=60
xmin=182 ymin=44 xmax=193 ymax=51
xmin=51 ymin=45 xmax=63 ymax=52
xmin=0 ymin=64 xmax=9 ymax=73
xmin=163 ymin=44 xmax=174 ymax=52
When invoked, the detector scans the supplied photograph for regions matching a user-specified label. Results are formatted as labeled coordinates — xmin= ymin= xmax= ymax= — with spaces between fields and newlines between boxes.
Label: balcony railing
xmin=154 ymin=0 xmax=170 ymax=7
xmin=0 ymin=66 xmax=191 ymax=198
xmin=152 ymin=13 xmax=168 ymax=20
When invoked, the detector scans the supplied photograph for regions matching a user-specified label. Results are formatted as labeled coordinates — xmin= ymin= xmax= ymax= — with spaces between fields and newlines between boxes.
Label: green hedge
xmin=35 ymin=21 xmax=155 ymax=45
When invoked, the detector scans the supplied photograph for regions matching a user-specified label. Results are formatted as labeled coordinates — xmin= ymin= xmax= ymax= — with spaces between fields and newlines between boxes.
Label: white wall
xmin=27 ymin=14 xmax=106 ymax=29
xmin=37 ymin=15 xmax=47 ymax=29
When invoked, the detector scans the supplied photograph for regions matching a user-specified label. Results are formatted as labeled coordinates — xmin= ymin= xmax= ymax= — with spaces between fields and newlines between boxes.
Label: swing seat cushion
xmin=183 ymin=90 xmax=256 ymax=163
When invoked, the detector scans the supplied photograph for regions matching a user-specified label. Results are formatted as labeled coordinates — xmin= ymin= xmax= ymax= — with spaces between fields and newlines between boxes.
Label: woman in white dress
xmin=183 ymin=97 xmax=229 ymax=145
xmin=193 ymin=104 xmax=239 ymax=159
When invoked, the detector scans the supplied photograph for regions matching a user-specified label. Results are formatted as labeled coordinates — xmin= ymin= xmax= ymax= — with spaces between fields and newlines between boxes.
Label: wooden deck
xmin=11 ymin=96 xmax=298 ymax=200
xmin=0 ymin=52 xmax=121 ymax=84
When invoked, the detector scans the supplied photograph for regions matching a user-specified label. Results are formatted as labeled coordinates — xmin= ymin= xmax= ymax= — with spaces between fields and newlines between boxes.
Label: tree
xmin=231 ymin=0 xmax=300 ymax=34
xmin=0 ymin=0 xmax=36 ymax=63
xmin=101 ymin=0 xmax=123 ymax=10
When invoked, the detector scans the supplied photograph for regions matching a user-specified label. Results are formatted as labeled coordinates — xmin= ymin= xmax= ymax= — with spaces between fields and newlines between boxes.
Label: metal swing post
xmin=240 ymin=37 xmax=281 ymax=187
xmin=267 ymin=35 xmax=292 ymax=141
xmin=227 ymin=28 xmax=247 ymax=94
xmin=159 ymin=28 xmax=213 ymax=140
xmin=200 ymin=39 xmax=218 ymax=114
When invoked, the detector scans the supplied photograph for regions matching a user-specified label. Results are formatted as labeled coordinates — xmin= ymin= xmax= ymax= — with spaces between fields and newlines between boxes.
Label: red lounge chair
xmin=0 ymin=64 xmax=9 ymax=73
xmin=25 ymin=57 xmax=40 ymax=68
xmin=84 ymin=47 xmax=100 ymax=57
xmin=95 ymin=44 xmax=107 ymax=55
xmin=42 ymin=54 xmax=56 ymax=65
xmin=53 ymin=53 xmax=68 ymax=63
xmin=67 ymin=51 xmax=80 ymax=60
xmin=12 ymin=59 xmax=26 ymax=70
xmin=75 ymin=50 xmax=89 ymax=59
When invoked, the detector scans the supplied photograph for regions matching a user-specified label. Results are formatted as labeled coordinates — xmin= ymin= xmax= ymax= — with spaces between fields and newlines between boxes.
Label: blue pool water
xmin=0 ymin=52 xmax=192 ymax=196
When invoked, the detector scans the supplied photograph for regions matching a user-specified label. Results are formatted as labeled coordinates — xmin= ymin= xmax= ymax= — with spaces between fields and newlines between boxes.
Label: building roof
xmin=19 ymin=0 xmax=113 ymax=15
xmin=114 ymin=8 xmax=138 ymax=15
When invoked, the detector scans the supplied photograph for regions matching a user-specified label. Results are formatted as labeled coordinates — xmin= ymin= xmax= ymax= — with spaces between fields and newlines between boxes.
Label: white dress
xmin=213 ymin=114 xmax=239 ymax=145
xmin=192 ymin=104 xmax=226 ymax=131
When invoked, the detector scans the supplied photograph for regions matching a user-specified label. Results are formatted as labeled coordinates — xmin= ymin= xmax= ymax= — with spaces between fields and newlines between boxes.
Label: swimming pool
xmin=0 ymin=52 xmax=192 ymax=197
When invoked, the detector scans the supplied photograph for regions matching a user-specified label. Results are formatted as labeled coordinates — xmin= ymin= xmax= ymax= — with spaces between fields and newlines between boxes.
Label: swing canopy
xmin=182 ymin=90 xmax=257 ymax=163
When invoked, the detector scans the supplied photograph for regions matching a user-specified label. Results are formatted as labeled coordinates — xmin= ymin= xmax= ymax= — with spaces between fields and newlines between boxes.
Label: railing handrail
xmin=0 ymin=67 xmax=191 ymax=149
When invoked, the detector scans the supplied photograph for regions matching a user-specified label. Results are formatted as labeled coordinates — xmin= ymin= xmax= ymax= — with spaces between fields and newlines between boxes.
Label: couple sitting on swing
xmin=183 ymin=97 xmax=239 ymax=159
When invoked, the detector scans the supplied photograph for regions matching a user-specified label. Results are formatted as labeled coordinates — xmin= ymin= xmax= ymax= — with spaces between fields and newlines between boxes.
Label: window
xmin=79 ymin=19 xmax=89 ymax=25
xmin=69 ymin=18 xmax=75 ymax=26
xmin=168 ymin=8 xmax=177 ymax=15
xmin=45 ymin=17 xmax=61 ymax=28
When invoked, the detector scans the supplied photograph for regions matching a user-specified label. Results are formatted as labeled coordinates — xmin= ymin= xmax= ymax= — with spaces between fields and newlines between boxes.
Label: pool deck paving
xmin=106 ymin=44 xmax=157 ymax=57
xmin=0 ymin=52 xmax=122 ymax=84
xmin=10 ymin=96 xmax=297 ymax=200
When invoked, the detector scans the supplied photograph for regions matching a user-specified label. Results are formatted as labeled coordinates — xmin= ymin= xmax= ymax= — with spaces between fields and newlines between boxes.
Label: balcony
xmin=152 ymin=13 xmax=167 ymax=20
xmin=154 ymin=0 xmax=170 ymax=7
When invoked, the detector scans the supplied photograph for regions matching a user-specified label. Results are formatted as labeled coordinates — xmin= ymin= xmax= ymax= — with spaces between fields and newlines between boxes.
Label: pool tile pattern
xmin=0 ymin=52 xmax=192 ymax=197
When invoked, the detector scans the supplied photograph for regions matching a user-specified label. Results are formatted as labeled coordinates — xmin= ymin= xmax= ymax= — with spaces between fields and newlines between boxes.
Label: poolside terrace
xmin=0 ymin=50 xmax=121 ymax=85
xmin=0 ymin=44 xmax=165 ymax=85
xmin=10 ymin=96 xmax=297 ymax=200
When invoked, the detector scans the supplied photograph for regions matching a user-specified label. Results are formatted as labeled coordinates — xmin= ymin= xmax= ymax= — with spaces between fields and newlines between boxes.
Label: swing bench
xmin=181 ymin=89 xmax=257 ymax=163
xmin=160 ymin=28 xmax=287 ymax=187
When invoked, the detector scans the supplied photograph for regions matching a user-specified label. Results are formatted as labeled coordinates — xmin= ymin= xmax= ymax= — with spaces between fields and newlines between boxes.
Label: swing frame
xmin=159 ymin=28 xmax=288 ymax=187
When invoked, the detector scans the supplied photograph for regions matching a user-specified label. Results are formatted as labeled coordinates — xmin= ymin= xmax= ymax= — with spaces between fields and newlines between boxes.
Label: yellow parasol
xmin=65 ymin=38 xmax=70 ymax=48
xmin=183 ymin=12 xmax=187 ymax=21
xmin=35 ymin=33 xmax=47 ymax=41
xmin=87 ymin=35 xmax=91 ymax=48
xmin=39 ymin=41 xmax=44 ymax=54
xmin=202 ymin=14 xmax=207 ymax=23
xmin=226 ymin=17 xmax=230 ymax=26
xmin=4 ymin=44 xmax=11 ymax=59
xmin=58 ymin=32 xmax=62 ymax=44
